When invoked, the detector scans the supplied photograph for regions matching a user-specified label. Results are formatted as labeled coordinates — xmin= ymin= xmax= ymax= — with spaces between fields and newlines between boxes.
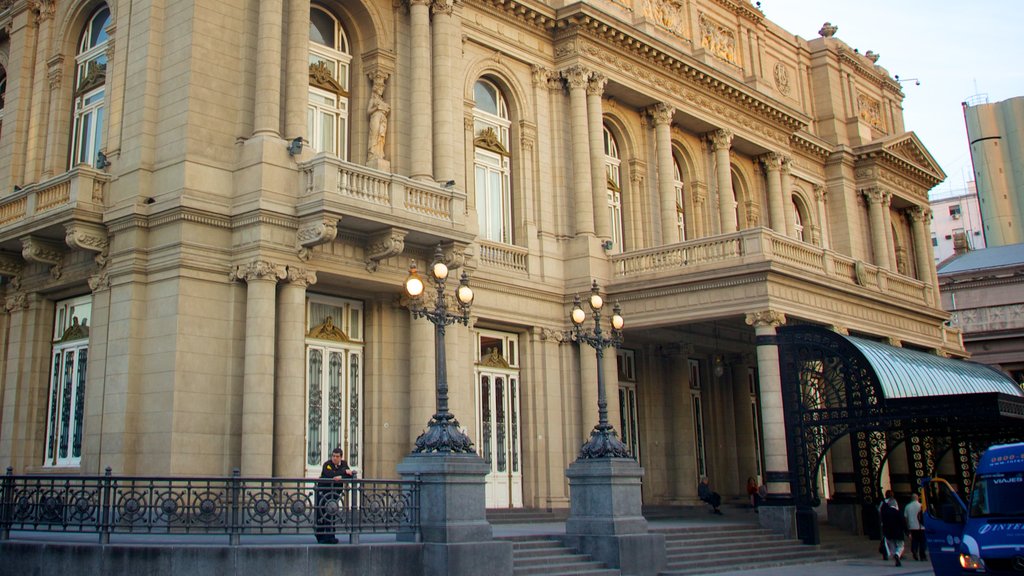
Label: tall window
xmin=305 ymin=296 xmax=363 ymax=475
xmin=71 ymin=5 xmax=110 ymax=168
xmin=689 ymin=359 xmax=707 ymax=478
xmin=617 ymin=349 xmax=640 ymax=461
xmin=603 ymin=126 xmax=623 ymax=251
xmin=476 ymin=330 xmax=522 ymax=508
xmin=674 ymin=155 xmax=686 ymax=241
xmin=44 ymin=296 xmax=92 ymax=467
xmin=473 ymin=79 xmax=512 ymax=244
xmin=0 ymin=67 xmax=7 ymax=140
xmin=308 ymin=6 xmax=351 ymax=157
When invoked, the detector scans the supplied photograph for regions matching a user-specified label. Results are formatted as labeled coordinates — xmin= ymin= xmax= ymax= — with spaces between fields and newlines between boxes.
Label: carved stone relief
xmin=698 ymin=13 xmax=739 ymax=66
xmin=857 ymin=93 xmax=884 ymax=131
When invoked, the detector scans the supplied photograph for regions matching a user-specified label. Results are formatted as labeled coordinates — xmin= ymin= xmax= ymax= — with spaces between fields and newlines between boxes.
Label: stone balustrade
xmin=0 ymin=167 xmax=109 ymax=236
xmin=611 ymin=227 xmax=933 ymax=308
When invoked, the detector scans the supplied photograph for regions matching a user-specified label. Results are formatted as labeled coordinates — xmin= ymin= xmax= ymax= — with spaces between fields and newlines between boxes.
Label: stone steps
xmin=487 ymin=508 xmax=570 ymax=525
xmin=502 ymin=537 xmax=621 ymax=576
xmin=654 ymin=524 xmax=842 ymax=575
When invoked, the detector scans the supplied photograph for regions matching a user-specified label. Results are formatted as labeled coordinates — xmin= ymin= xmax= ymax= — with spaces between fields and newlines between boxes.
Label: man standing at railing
xmin=315 ymin=447 xmax=355 ymax=544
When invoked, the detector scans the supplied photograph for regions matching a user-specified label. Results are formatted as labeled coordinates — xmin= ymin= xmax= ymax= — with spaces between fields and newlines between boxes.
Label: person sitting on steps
xmin=699 ymin=476 xmax=723 ymax=515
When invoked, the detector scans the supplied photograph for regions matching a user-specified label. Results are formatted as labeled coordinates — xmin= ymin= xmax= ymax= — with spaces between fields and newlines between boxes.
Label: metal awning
xmin=842 ymin=334 xmax=1024 ymax=400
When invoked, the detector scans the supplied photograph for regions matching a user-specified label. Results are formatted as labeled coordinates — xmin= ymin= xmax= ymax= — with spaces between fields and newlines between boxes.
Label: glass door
xmin=476 ymin=331 xmax=522 ymax=508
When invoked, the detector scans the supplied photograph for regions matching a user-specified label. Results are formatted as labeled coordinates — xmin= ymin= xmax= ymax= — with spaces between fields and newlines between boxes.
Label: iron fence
xmin=0 ymin=467 xmax=419 ymax=544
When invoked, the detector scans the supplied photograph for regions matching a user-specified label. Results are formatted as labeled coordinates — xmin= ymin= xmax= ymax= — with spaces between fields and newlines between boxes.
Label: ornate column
xmin=909 ymin=206 xmax=940 ymax=305
xmin=744 ymin=310 xmax=789 ymax=497
xmin=863 ymin=188 xmax=891 ymax=270
xmin=563 ymin=66 xmax=594 ymax=236
xmin=652 ymin=104 xmax=678 ymax=245
xmin=431 ymin=0 xmax=457 ymax=182
xmin=43 ymin=55 xmax=66 ymax=178
xmin=881 ymin=191 xmax=897 ymax=272
xmin=274 ymin=266 xmax=316 ymax=477
xmin=813 ymin=184 xmax=829 ymax=249
xmin=254 ymin=0 xmax=284 ymax=136
xmin=409 ymin=0 xmax=433 ymax=180
xmin=232 ymin=260 xmax=287 ymax=476
xmin=780 ymin=157 xmax=796 ymax=237
xmin=587 ymin=73 xmax=611 ymax=242
xmin=711 ymin=130 xmax=737 ymax=233
xmin=691 ymin=183 xmax=707 ymax=239
xmin=761 ymin=153 xmax=785 ymax=233
xmin=284 ymin=0 xmax=311 ymax=140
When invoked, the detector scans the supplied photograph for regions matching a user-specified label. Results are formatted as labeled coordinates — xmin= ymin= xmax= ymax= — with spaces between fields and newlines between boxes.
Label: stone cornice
xmin=552 ymin=10 xmax=806 ymax=134
xmin=854 ymin=147 xmax=942 ymax=192
xmin=790 ymin=131 xmax=831 ymax=160
xmin=835 ymin=46 xmax=902 ymax=95
xmin=707 ymin=0 xmax=764 ymax=24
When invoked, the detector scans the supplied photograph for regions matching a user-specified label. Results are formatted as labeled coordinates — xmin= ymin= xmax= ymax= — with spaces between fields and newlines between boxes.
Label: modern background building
xmin=0 ymin=0 xmax=1018 ymax=544
xmin=930 ymin=181 xmax=985 ymax=263
xmin=963 ymin=95 xmax=1024 ymax=247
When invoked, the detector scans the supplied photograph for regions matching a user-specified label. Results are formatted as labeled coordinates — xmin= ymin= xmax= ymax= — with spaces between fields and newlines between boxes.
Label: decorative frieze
xmin=698 ymin=12 xmax=739 ymax=66
xmin=641 ymin=0 xmax=688 ymax=38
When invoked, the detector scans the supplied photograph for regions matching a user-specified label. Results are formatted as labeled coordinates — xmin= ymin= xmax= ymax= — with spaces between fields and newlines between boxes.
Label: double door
xmin=478 ymin=369 xmax=522 ymax=508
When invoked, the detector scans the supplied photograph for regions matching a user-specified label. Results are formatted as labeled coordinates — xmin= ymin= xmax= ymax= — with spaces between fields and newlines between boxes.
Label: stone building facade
xmin=0 ymin=0 xmax=957 ymax=512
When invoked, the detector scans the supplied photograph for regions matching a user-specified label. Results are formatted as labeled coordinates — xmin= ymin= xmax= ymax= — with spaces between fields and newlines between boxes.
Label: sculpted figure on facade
xmin=643 ymin=0 xmax=687 ymax=37
xmin=699 ymin=13 xmax=738 ymax=66
xmin=367 ymin=71 xmax=391 ymax=169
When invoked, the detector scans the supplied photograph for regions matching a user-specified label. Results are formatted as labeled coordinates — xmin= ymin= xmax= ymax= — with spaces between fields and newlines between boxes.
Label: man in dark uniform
xmin=315 ymin=447 xmax=355 ymax=544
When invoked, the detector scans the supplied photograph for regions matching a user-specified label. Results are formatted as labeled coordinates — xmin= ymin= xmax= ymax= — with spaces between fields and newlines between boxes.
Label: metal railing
xmin=0 ymin=467 xmax=419 ymax=545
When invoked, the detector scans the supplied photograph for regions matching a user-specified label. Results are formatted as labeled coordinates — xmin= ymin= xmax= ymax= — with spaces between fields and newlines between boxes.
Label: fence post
xmin=229 ymin=469 xmax=241 ymax=546
xmin=99 ymin=467 xmax=112 ymax=544
xmin=1 ymin=467 xmax=13 ymax=540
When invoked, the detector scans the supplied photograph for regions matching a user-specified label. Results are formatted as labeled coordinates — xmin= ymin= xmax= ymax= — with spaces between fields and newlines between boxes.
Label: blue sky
xmin=760 ymin=0 xmax=1024 ymax=197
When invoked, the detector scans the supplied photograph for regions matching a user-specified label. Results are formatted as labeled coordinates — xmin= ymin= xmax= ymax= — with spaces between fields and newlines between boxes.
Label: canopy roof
xmin=843 ymin=334 xmax=1024 ymax=400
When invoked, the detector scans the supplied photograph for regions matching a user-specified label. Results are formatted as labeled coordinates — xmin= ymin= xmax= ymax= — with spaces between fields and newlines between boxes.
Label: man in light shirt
xmin=903 ymin=492 xmax=927 ymax=561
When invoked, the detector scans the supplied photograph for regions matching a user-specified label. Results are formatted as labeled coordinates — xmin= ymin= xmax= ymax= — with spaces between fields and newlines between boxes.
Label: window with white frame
xmin=70 ymin=5 xmax=110 ymax=168
xmin=473 ymin=79 xmax=512 ymax=244
xmin=44 ymin=296 xmax=92 ymax=467
xmin=674 ymin=155 xmax=686 ymax=242
xmin=304 ymin=296 xmax=363 ymax=475
xmin=308 ymin=5 xmax=351 ymax=158
xmin=617 ymin=349 xmax=640 ymax=461
xmin=603 ymin=126 xmax=623 ymax=251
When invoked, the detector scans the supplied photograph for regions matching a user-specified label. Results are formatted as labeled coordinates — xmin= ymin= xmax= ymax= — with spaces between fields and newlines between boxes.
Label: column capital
xmin=779 ymin=155 xmax=792 ymax=175
xmin=531 ymin=64 xmax=555 ymax=88
xmin=745 ymin=309 xmax=787 ymax=329
xmin=813 ymin=183 xmax=827 ymax=202
xmin=862 ymin=186 xmax=885 ymax=204
xmin=0 ymin=252 xmax=24 ymax=278
xmin=231 ymin=260 xmax=287 ymax=283
xmin=907 ymin=205 xmax=932 ymax=223
xmin=586 ymin=72 xmax=608 ymax=96
xmin=760 ymin=152 xmax=783 ymax=171
xmin=561 ymin=64 xmax=591 ymax=90
xmin=285 ymin=266 xmax=317 ymax=288
xmin=431 ymin=0 xmax=455 ymax=17
xmin=710 ymin=129 xmax=734 ymax=151
xmin=648 ymin=102 xmax=674 ymax=125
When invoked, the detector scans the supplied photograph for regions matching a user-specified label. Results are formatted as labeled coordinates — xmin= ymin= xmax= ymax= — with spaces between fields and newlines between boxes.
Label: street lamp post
xmin=404 ymin=244 xmax=476 ymax=453
xmin=570 ymin=279 xmax=631 ymax=459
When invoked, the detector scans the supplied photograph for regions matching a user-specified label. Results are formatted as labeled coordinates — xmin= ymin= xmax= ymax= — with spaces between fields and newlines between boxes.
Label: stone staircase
xmin=501 ymin=536 xmax=621 ymax=576
xmin=654 ymin=523 xmax=846 ymax=575
xmin=487 ymin=508 xmax=570 ymax=524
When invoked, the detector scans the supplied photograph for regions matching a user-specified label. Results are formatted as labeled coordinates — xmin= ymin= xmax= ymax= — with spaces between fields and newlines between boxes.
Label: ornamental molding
xmin=0 ymin=252 xmax=24 ymax=277
xmin=836 ymin=47 xmax=901 ymax=94
xmin=478 ymin=347 xmax=511 ymax=368
xmin=21 ymin=236 xmax=63 ymax=266
xmin=708 ymin=0 xmax=764 ymax=22
xmin=64 ymin=221 xmax=108 ymax=255
xmin=309 ymin=61 xmax=347 ymax=97
xmin=773 ymin=62 xmax=791 ymax=96
xmin=306 ymin=315 xmax=350 ymax=341
xmin=230 ymin=260 xmax=287 ymax=283
xmin=297 ymin=214 xmax=341 ymax=249
xmin=286 ymin=266 xmax=318 ymax=288
xmin=151 ymin=208 xmax=233 ymax=230
xmin=365 ymin=227 xmax=408 ymax=272
xmin=4 ymin=291 xmax=28 ymax=313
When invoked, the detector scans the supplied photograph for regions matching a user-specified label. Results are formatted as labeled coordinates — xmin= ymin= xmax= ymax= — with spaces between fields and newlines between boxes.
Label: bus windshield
xmin=970 ymin=472 xmax=1024 ymax=518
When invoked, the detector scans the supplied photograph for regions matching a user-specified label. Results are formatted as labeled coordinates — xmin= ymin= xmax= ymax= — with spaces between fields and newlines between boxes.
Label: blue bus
xmin=922 ymin=442 xmax=1024 ymax=575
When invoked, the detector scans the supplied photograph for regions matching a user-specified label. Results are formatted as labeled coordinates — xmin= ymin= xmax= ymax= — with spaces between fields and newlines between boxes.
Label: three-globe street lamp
xmin=570 ymin=279 xmax=632 ymax=459
xmin=404 ymin=244 xmax=476 ymax=453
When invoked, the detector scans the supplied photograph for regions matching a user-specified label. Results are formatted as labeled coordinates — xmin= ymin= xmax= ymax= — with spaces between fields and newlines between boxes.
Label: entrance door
xmin=304 ymin=297 xmax=364 ymax=477
xmin=476 ymin=331 xmax=522 ymax=508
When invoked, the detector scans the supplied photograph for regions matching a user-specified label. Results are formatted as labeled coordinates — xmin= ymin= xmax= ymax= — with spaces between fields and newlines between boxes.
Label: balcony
xmin=610 ymin=227 xmax=935 ymax=309
xmin=0 ymin=167 xmax=110 ymax=255
xmin=298 ymin=155 xmax=473 ymax=248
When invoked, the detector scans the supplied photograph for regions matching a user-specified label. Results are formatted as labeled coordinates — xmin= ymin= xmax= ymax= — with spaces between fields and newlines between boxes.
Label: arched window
xmin=0 ymin=67 xmax=7 ymax=140
xmin=70 ymin=5 xmax=110 ymax=168
xmin=472 ymin=79 xmax=512 ymax=244
xmin=308 ymin=5 xmax=351 ymax=158
xmin=673 ymin=154 xmax=686 ymax=242
xmin=603 ymin=125 xmax=623 ymax=251
xmin=793 ymin=197 xmax=805 ymax=239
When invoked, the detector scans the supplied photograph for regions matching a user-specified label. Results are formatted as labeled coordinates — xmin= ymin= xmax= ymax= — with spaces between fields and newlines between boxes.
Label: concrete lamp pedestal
xmin=561 ymin=457 xmax=666 ymax=576
xmin=396 ymin=452 xmax=512 ymax=576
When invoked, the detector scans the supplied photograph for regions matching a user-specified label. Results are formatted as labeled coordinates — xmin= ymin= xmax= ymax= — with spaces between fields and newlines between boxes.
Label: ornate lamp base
xmin=414 ymin=414 xmax=475 ymax=454
xmin=578 ymin=424 xmax=632 ymax=459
